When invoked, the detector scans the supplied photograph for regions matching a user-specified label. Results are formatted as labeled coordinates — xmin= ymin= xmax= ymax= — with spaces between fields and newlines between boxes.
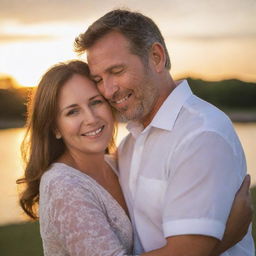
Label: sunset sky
xmin=0 ymin=0 xmax=255 ymax=87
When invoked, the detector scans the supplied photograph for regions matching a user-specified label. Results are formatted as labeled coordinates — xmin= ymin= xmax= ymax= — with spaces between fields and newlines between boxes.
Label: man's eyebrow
xmin=106 ymin=64 xmax=124 ymax=73
xmin=90 ymin=64 xmax=124 ymax=78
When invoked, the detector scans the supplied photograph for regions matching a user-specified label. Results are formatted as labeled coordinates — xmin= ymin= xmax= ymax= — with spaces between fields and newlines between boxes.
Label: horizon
xmin=1 ymin=73 xmax=255 ymax=90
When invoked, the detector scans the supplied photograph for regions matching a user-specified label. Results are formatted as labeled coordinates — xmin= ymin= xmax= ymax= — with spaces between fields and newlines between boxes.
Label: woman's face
xmin=56 ymin=74 xmax=114 ymax=156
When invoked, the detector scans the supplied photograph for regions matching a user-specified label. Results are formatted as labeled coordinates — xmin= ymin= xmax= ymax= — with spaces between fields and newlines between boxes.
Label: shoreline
xmin=226 ymin=112 xmax=256 ymax=123
xmin=0 ymin=119 xmax=25 ymax=130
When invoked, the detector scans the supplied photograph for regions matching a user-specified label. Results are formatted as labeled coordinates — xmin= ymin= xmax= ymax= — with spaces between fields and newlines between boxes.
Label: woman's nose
xmin=83 ymin=108 xmax=98 ymax=124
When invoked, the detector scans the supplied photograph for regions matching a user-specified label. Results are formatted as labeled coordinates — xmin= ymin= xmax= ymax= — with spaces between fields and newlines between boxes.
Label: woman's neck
xmin=58 ymin=150 xmax=107 ymax=179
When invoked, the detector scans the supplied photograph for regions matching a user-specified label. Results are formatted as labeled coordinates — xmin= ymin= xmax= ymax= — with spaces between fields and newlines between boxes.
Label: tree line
xmin=0 ymin=79 xmax=255 ymax=124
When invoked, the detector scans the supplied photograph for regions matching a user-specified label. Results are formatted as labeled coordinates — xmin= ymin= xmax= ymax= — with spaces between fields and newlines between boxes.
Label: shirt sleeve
xmin=44 ymin=175 xmax=130 ymax=256
xmin=162 ymin=131 xmax=244 ymax=240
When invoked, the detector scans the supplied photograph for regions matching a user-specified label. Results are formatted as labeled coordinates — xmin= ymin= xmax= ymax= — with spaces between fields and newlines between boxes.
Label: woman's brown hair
xmin=17 ymin=60 xmax=116 ymax=219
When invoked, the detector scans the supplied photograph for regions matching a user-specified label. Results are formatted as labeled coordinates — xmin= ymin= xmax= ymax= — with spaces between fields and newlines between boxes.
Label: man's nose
xmin=101 ymin=78 xmax=119 ymax=99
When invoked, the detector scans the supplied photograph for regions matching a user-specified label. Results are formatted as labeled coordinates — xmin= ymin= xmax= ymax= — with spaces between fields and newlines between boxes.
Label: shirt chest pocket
xmin=134 ymin=176 xmax=167 ymax=223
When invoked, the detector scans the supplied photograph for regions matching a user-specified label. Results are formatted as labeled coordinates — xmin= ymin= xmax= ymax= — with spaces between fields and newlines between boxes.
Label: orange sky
xmin=0 ymin=0 xmax=255 ymax=87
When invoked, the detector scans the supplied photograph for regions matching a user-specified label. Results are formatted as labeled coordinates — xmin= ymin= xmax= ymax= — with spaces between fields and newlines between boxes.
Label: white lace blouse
xmin=39 ymin=159 xmax=134 ymax=256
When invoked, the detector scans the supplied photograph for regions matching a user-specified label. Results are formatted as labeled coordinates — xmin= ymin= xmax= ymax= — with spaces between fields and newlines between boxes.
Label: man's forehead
xmin=87 ymin=32 xmax=131 ymax=59
xmin=87 ymin=45 xmax=130 ymax=75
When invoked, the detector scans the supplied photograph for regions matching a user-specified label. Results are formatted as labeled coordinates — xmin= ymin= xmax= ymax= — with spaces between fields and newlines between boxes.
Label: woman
xmin=17 ymin=60 xmax=252 ymax=256
xmin=17 ymin=60 xmax=133 ymax=255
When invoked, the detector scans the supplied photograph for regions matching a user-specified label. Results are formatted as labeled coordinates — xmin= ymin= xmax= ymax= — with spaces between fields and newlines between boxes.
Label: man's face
xmin=87 ymin=31 xmax=158 ymax=123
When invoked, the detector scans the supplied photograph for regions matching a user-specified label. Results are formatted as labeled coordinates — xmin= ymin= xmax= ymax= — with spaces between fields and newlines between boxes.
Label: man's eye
xmin=112 ymin=68 xmax=123 ymax=74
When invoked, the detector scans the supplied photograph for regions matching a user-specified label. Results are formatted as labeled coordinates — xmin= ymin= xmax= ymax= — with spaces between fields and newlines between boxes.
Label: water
xmin=0 ymin=123 xmax=255 ymax=226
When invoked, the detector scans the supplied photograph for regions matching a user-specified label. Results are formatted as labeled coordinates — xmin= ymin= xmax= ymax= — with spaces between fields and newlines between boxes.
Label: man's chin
xmin=111 ymin=101 xmax=143 ymax=122
xmin=114 ymin=112 xmax=127 ymax=122
xmin=116 ymin=110 xmax=143 ymax=123
xmin=111 ymin=108 xmax=125 ymax=122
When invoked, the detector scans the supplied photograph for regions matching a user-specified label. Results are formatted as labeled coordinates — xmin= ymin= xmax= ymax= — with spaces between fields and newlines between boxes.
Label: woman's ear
xmin=150 ymin=43 xmax=166 ymax=73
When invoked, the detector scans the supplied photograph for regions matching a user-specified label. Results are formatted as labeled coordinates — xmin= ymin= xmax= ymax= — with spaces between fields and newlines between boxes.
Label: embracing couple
xmin=18 ymin=9 xmax=254 ymax=256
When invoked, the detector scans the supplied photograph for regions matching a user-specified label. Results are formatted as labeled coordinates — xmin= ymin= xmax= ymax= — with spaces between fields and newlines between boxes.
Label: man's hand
xmin=211 ymin=175 xmax=253 ymax=256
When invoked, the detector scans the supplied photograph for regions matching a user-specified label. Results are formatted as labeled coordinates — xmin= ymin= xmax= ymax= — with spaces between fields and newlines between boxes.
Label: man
xmin=75 ymin=10 xmax=254 ymax=255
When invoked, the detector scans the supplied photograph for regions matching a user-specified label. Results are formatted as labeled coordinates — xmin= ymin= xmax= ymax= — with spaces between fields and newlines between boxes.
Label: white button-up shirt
xmin=118 ymin=80 xmax=254 ymax=255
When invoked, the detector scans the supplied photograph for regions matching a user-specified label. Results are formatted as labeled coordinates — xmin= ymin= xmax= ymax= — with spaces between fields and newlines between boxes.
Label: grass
xmin=1 ymin=187 xmax=256 ymax=255
xmin=0 ymin=221 xmax=43 ymax=255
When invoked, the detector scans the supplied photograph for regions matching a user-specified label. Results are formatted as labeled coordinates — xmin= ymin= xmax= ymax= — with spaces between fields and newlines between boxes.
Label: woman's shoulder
xmin=39 ymin=163 xmax=104 ymax=209
xmin=39 ymin=163 xmax=109 ymax=215
xmin=40 ymin=163 xmax=93 ymax=190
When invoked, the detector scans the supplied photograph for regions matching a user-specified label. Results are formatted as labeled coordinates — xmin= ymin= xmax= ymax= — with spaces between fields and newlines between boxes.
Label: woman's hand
xmin=211 ymin=174 xmax=253 ymax=256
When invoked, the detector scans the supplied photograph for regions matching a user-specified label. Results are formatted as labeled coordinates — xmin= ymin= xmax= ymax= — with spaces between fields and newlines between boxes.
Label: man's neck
xmin=141 ymin=77 xmax=176 ymax=128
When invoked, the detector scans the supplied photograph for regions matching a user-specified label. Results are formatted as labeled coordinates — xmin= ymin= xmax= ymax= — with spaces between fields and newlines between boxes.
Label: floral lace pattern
xmin=39 ymin=162 xmax=133 ymax=256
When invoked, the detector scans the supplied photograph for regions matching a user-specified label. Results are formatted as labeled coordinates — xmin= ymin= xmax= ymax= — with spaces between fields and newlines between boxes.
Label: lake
xmin=0 ymin=123 xmax=255 ymax=226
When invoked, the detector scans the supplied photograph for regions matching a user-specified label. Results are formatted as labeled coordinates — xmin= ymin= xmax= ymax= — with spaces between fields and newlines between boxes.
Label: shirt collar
xmin=150 ymin=80 xmax=193 ymax=131
xmin=126 ymin=80 xmax=193 ymax=137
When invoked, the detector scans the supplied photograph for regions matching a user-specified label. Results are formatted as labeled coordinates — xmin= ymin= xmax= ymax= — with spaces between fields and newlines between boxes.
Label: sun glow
xmin=0 ymin=40 xmax=77 ymax=87
xmin=0 ymin=39 xmax=80 ymax=87
xmin=0 ymin=22 xmax=87 ymax=87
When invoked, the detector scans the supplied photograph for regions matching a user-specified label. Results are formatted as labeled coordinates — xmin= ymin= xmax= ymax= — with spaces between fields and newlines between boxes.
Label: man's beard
xmin=112 ymin=90 xmax=157 ymax=124
xmin=112 ymin=104 xmax=144 ymax=123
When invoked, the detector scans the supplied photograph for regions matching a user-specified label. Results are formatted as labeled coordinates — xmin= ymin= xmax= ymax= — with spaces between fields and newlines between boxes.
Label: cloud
xmin=0 ymin=0 xmax=255 ymax=38
xmin=1 ymin=0 xmax=255 ymax=23
xmin=0 ymin=34 xmax=56 ymax=42
xmin=0 ymin=0 xmax=119 ymax=24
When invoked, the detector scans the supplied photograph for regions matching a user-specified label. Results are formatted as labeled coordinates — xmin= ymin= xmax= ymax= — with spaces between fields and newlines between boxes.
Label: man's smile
xmin=112 ymin=92 xmax=132 ymax=106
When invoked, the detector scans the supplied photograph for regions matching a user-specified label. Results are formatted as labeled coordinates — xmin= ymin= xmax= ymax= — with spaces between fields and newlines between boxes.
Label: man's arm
xmin=141 ymin=235 xmax=218 ymax=256
xmin=140 ymin=175 xmax=253 ymax=256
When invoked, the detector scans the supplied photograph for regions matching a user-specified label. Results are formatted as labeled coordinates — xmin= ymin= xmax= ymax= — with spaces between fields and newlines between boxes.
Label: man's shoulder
xmin=185 ymin=94 xmax=224 ymax=114
xmin=182 ymin=94 xmax=232 ymax=130
xmin=117 ymin=132 xmax=133 ymax=153
xmin=169 ymin=94 xmax=236 ymax=144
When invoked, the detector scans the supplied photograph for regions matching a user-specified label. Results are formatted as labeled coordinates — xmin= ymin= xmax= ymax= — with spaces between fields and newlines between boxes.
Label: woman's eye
xmin=91 ymin=100 xmax=103 ymax=106
xmin=66 ymin=109 xmax=78 ymax=116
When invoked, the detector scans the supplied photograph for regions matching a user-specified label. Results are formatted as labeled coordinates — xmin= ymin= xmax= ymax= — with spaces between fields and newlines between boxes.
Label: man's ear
xmin=149 ymin=42 xmax=166 ymax=73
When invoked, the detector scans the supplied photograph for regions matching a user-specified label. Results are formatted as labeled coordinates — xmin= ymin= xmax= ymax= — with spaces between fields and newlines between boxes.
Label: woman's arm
xmin=211 ymin=174 xmax=253 ymax=256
